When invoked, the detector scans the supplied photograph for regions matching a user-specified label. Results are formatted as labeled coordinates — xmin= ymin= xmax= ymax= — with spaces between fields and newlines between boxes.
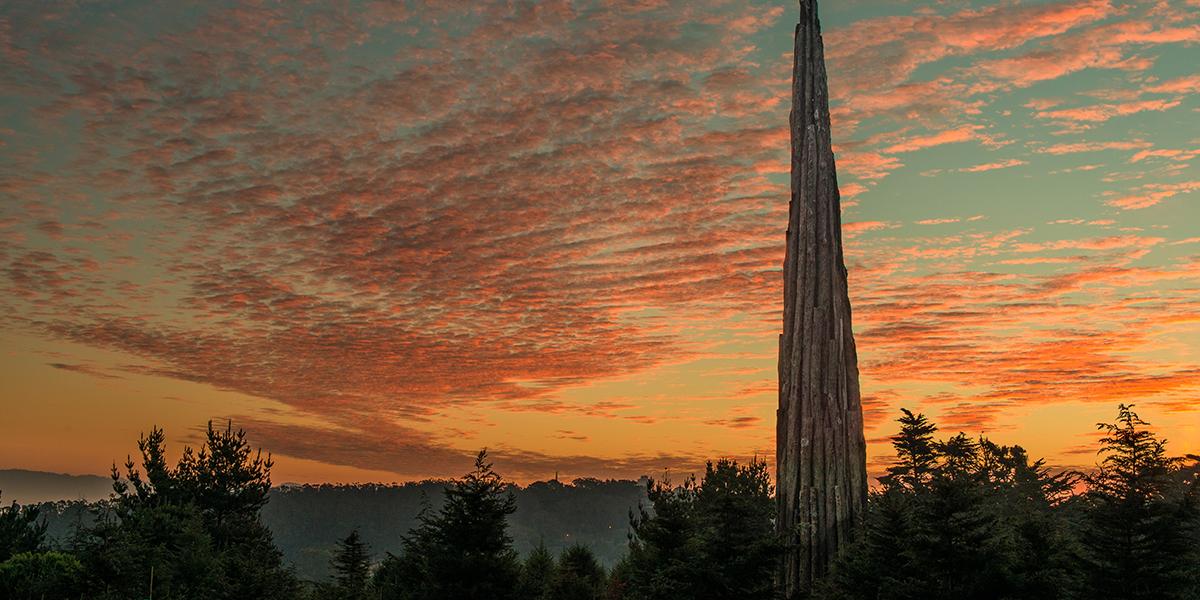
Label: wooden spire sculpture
xmin=777 ymin=0 xmax=868 ymax=596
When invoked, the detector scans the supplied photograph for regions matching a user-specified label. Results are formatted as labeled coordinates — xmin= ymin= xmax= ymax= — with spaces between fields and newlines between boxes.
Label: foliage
xmin=879 ymin=409 xmax=938 ymax=491
xmin=0 ymin=550 xmax=83 ymax=599
xmin=0 ymin=495 xmax=47 ymax=563
xmin=8 ymin=410 xmax=1200 ymax=599
xmin=822 ymin=411 xmax=1079 ymax=600
xmin=1077 ymin=405 xmax=1200 ymax=600
xmin=517 ymin=541 xmax=556 ymax=599
xmin=331 ymin=529 xmax=372 ymax=598
xmin=374 ymin=450 xmax=521 ymax=600
xmin=621 ymin=458 xmax=779 ymax=600
xmin=548 ymin=544 xmax=607 ymax=600
xmin=76 ymin=501 xmax=220 ymax=599
xmin=72 ymin=422 xmax=298 ymax=600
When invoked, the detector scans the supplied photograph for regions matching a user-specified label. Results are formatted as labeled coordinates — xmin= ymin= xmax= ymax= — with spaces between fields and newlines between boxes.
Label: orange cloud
xmin=1036 ymin=98 xmax=1183 ymax=123
xmin=959 ymin=159 xmax=1027 ymax=172
xmin=884 ymin=126 xmax=989 ymax=154
xmin=1107 ymin=181 xmax=1200 ymax=209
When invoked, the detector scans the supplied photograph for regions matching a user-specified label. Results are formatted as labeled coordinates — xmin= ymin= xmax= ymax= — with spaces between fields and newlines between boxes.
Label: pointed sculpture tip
xmin=797 ymin=0 xmax=820 ymax=22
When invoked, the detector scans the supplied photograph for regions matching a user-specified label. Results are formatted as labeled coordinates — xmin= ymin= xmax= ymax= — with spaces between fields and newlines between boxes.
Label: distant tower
xmin=776 ymin=0 xmax=868 ymax=597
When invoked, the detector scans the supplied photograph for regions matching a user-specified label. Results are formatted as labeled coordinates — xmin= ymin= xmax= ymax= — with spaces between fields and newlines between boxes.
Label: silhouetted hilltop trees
xmin=1078 ymin=405 xmax=1200 ymax=599
xmin=78 ymin=422 xmax=298 ymax=599
xmin=374 ymin=450 xmax=522 ymax=600
xmin=30 ymin=475 xmax=647 ymax=581
xmin=620 ymin=458 xmax=779 ymax=600
xmin=1 ymin=405 xmax=1198 ymax=599
xmin=0 ymin=493 xmax=47 ymax=563
xmin=310 ymin=529 xmax=372 ymax=600
xmin=820 ymin=405 xmax=1200 ymax=600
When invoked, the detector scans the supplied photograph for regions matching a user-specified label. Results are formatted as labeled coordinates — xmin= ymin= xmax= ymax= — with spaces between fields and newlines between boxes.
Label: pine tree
xmin=823 ymin=410 xmax=1079 ymax=600
xmin=0 ymin=495 xmax=47 ymax=562
xmin=624 ymin=475 xmax=703 ymax=599
xmin=692 ymin=458 xmax=778 ymax=600
xmin=374 ymin=450 xmax=520 ymax=600
xmin=880 ymin=408 xmax=938 ymax=491
xmin=548 ymin=544 xmax=605 ymax=600
xmin=79 ymin=422 xmax=297 ymax=600
xmin=623 ymin=459 xmax=778 ymax=600
xmin=517 ymin=541 xmax=555 ymax=600
xmin=1080 ymin=405 xmax=1198 ymax=600
xmin=330 ymin=529 xmax=372 ymax=599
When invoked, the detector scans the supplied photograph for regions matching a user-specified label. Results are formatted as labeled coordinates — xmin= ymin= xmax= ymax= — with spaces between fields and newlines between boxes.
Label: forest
xmin=25 ymin=476 xmax=647 ymax=581
xmin=1 ymin=404 xmax=1198 ymax=600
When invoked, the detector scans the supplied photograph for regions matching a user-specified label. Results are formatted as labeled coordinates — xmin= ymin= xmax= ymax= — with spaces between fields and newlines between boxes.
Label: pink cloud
xmin=1035 ymin=98 xmax=1183 ymax=123
xmin=959 ymin=158 xmax=1027 ymax=172
xmin=1037 ymin=140 xmax=1152 ymax=155
xmin=883 ymin=126 xmax=989 ymax=154
xmin=843 ymin=221 xmax=897 ymax=237
xmin=1130 ymin=148 xmax=1200 ymax=163
xmin=1107 ymin=181 xmax=1200 ymax=209
xmin=1146 ymin=74 xmax=1200 ymax=94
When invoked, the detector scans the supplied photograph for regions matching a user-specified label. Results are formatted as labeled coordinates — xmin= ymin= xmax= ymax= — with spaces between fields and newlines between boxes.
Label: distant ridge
xmin=0 ymin=468 xmax=113 ymax=504
xmin=30 ymin=475 xmax=648 ymax=581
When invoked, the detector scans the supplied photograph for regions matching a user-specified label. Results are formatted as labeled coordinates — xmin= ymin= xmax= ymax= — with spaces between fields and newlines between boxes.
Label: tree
xmin=1079 ymin=405 xmax=1199 ymax=600
xmin=0 ymin=495 xmax=47 ymax=562
xmin=76 ymin=501 xmax=220 ymax=600
xmin=622 ymin=459 xmax=778 ymax=600
xmin=330 ymin=529 xmax=372 ymax=599
xmin=0 ymin=550 xmax=84 ymax=599
xmin=374 ymin=450 xmax=521 ymax=600
xmin=548 ymin=544 xmax=605 ymax=600
xmin=692 ymin=458 xmax=778 ymax=600
xmin=822 ymin=410 xmax=1079 ymax=600
xmin=623 ymin=474 xmax=703 ymax=599
xmin=77 ymin=422 xmax=297 ymax=599
xmin=517 ymin=541 xmax=555 ymax=600
xmin=879 ymin=409 xmax=938 ymax=492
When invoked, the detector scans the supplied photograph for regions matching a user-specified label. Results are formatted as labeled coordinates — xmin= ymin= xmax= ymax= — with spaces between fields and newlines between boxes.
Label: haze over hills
xmin=12 ymin=469 xmax=649 ymax=581
xmin=0 ymin=469 xmax=112 ymax=504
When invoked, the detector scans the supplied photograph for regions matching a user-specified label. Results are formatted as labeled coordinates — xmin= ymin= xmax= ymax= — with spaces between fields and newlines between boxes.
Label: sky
xmin=1 ymin=0 xmax=1197 ymax=486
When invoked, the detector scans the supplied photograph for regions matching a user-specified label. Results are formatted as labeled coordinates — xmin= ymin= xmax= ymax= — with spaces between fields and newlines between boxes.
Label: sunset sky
xmin=1 ymin=0 xmax=1197 ymax=486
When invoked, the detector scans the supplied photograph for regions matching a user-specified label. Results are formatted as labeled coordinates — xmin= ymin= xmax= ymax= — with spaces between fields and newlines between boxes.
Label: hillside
xmin=27 ymin=476 xmax=649 ymax=581
xmin=0 ymin=469 xmax=112 ymax=504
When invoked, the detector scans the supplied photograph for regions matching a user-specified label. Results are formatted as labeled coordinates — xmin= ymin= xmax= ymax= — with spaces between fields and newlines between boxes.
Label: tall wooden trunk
xmin=776 ymin=1 xmax=868 ymax=597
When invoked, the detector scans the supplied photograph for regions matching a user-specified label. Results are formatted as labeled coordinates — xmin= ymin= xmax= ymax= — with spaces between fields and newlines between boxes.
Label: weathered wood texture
xmin=777 ymin=0 xmax=868 ymax=597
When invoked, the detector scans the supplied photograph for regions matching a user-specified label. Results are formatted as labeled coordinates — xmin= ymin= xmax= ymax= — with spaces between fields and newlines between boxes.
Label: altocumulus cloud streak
xmin=0 ymin=0 xmax=1197 ymax=481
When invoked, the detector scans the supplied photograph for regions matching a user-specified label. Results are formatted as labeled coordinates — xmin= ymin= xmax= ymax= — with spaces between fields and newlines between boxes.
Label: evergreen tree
xmin=76 ymin=501 xmax=220 ymax=600
xmin=0 ymin=550 xmax=84 ymax=599
xmin=0 ymin=495 xmax=47 ymax=562
xmin=604 ymin=556 xmax=632 ymax=600
xmin=77 ymin=422 xmax=297 ymax=600
xmin=330 ymin=529 xmax=372 ymax=599
xmin=517 ymin=541 xmax=555 ymax=600
xmin=1079 ymin=405 xmax=1199 ymax=600
xmin=823 ymin=410 xmax=1078 ymax=600
xmin=978 ymin=440 xmax=1079 ymax=599
xmin=374 ymin=450 xmax=521 ymax=600
xmin=905 ymin=434 xmax=1003 ymax=599
xmin=623 ymin=475 xmax=702 ymax=599
xmin=548 ymin=544 xmax=606 ymax=600
xmin=623 ymin=459 xmax=778 ymax=600
xmin=692 ymin=458 xmax=778 ymax=600
xmin=879 ymin=409 xmax=938 ymax=492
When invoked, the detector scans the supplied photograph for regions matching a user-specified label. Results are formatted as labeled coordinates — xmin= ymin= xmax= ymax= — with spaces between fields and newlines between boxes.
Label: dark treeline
xmin=26 ymin=474 xmax=646 ymax=581
xmin=265 ymin=475 xmax=645 ymax=579
xmin=2 ymin=405 xmax=1198 ymax=599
